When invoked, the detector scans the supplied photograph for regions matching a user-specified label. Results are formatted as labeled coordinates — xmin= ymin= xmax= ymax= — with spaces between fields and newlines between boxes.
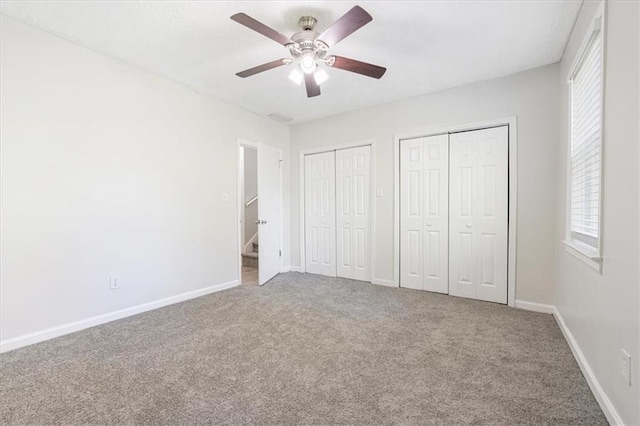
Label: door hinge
xmin=278 ymin=159 xmax=283 ymax=169
xmin=279 ymin=250 xmax=282 ymax=257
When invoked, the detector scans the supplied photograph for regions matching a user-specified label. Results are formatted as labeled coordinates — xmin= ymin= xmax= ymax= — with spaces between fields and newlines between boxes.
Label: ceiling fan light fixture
xmin=231 ymin=6 xmax=386 ymax=98
xmin=300 ymin=54 xmax=316 ymax=74
xmin=314 ymin=67 xmax=329 ymax=85
xmin=288 ymin=67 xmax=304 ymax=85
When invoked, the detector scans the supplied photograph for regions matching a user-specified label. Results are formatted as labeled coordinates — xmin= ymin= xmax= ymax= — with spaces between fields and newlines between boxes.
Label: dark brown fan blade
xmin=304 ymin=73 xmax=321 ymax=97
xmin=329 ymin=56 xmax=386 ymax=79
xmin=236 ymin=59 xmax=290 ymax=78
xmin=231 ymin=13 xmax=292 ymax=46
xmin=316 ymin=6 xmax=372 ymax=47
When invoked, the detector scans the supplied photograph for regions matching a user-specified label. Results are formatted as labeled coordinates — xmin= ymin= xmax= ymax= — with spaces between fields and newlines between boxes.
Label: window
xmin=565 ymin=8 xmax=604 ymax=270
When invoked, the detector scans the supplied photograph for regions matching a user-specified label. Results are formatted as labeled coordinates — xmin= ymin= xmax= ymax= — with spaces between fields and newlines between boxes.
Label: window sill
xmin=562 ymin=240 xmax=602 ymax=273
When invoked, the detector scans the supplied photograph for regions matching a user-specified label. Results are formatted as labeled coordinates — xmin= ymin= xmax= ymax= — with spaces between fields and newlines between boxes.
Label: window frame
xmin=563 ymin=2 xmax=605 ymax=273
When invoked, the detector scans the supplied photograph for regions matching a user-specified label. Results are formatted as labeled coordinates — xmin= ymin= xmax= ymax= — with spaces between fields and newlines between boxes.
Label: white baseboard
xmin=515 ymin=299 xmax=554 ymax=314
xmin=0 ymin=280 xmax=239 ymax=354
xmin=285 ymin=266 xmax=302 ymax=273
xmin=372 ymin=278 xmax=398 ymax=288
xmin=553 ymin=306 xmax=624 ymax=425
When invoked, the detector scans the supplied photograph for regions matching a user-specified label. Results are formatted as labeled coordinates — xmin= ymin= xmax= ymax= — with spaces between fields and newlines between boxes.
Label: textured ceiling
xmin=0 ymin=1 xmax=582 ymax=125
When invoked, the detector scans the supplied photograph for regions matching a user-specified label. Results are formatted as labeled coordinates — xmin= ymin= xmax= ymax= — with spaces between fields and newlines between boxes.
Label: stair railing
xmin=245 ymin=194 xmax=258 ymax=207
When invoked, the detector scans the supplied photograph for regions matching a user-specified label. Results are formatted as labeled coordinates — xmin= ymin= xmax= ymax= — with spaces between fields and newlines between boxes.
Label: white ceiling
xmin=0 ymin=1 xmax=582 ymax=125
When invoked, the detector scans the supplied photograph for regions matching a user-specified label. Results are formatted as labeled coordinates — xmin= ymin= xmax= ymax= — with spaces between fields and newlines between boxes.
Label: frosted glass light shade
xmin=314 ymin=68 xmax=329 ymax=85
xmin=288 ymin=67 xmax=303 ymax=85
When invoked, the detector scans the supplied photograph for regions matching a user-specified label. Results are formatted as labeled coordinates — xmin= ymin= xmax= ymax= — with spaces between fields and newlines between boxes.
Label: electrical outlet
xmin=109 ymin=275 xmax=121 ymax=290
xmin=621 ymin=349 xmax=631 ymax=386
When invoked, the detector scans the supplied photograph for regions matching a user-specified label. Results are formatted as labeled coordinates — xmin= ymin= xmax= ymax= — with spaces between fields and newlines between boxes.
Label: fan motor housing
xmin=290 ymin=26 xmax=328 ymax=60
xmin=298 ymin=16 xmax=317 ymax=31
xmin=291 ymin=31 xmax=318 ymax=45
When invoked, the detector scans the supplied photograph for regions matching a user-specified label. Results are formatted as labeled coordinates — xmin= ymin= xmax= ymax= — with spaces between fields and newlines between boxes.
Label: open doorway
xmin=237 ymin=140 xmax=284 ymax=286
xmin=240 ymin=145 xmax=259 ymax=285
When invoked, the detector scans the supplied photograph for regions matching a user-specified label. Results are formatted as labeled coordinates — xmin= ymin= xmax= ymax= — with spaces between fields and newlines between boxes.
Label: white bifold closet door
xmin=449 ymin=126 xmax=508 ymax=303
xmin=336 ymin=146 xmax=371 ymax=281
xmin=400 ymin=135 xmax=449 ymax=293
xmin=304 ymin=146 xmax=371 ymax=280
xmin=304 ymin=152 xmax=336 ymax=277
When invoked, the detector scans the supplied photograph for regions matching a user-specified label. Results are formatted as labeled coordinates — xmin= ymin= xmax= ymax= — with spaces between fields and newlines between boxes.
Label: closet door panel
xmin=449 ymin=132 xmax=477 ymax=299
xmin=336 ymin=150 xmax=354 ymax=279
xmin=475 ymin=127 xmax=508 ymax=303
xmin=422 ymin=135 xmax=449 ymax=293
xmin=449 ymin=127 xmax=508 ymax=303
xmin=351 ymin=146 xmax=371 ymax=282
xmin=305 ymin=152 xmax=336 ymax=277
xmin=400 ymin=135 xmax=448 ymax=292
xmin=336 ymin=146 xmax=371 ymax=281
xmin=400 ymin=140 xmax=424 ymax=290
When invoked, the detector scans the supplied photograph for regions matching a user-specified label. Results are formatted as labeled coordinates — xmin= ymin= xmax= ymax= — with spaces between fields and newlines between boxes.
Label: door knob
xmin=256 ymin=219 xmax=267 ymax=225
xmin=426 ymin=222 xmax=432 ymax=227
xmin=255 ymin=219 xmax=260 ymax=224
xmin=466 ymin=223 xmax=472 ymax=228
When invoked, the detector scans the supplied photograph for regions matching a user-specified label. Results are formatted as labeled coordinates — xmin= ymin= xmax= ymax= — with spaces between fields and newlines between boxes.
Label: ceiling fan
xmin=230 ymin=6 xmax=386 ymax=98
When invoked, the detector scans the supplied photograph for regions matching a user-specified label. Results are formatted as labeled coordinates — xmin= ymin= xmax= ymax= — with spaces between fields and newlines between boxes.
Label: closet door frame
xmin=393 ymin=117 xmax=518 ymax=307
xmin=299 ymin=140 xmax=376 ymax=282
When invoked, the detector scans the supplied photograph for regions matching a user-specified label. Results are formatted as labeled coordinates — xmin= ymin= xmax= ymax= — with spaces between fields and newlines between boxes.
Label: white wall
xmin=243 ymin=147 xmax=258 ymax=246
xmin=0 ymin=16 xmax=290 ymax=342
xmin=290 ymin=63 xmax=560 ymax=304
xmin=554 ymin=1 xmax=639 ymax=424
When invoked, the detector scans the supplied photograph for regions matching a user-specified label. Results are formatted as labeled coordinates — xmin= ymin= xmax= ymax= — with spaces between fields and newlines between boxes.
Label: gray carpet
xmin=0 ymin=272 xmax=606 ymax=425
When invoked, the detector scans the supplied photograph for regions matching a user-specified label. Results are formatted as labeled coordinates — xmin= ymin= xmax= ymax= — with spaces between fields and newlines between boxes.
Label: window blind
xmin=570 ymin=30 xmax=602 ymax=249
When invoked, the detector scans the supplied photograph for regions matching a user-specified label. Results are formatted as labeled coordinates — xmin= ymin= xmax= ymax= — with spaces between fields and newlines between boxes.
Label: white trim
xmin=281 ymin=266 xmax=303 ymax=273
xmin=507 ymin=120 xmax=518 ymax=308
xmin=370 ymin=141 xmax=378 ymax=284
xmin=515 ymin=300 xmax=554 ymax=314
xmin=0 ymin=280 xmax=239 ymax=353
xmin=553 ymin=306 xmax=624 ymax=426
xmin=299 ymin=139 xmax=376 ymax=282
xmin=562 ymin=240 xmax=603 ymax=272
xmin=372 ymin=278 xmax=398 ymax=288
xmin=299 ymin=152 xmax=305 ymax=273
xmin=239 ymin=145 xmax=246 ymax=259
xmin=393 ymin=117 xmax=518 ymax=306
xmin=278 ymin=147 xmax=285 ymax=275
